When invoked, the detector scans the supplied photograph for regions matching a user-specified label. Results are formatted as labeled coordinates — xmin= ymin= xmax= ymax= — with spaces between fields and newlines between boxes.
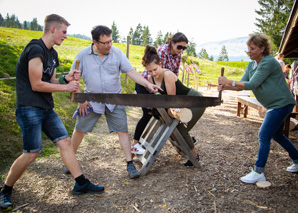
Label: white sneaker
xmin=131 ymin=143 xmax=145 ymax=155
xmin=287 ymin=163 xmax=298 ymax=172
xmin=240 ymin=169 xmax=266 ymax=183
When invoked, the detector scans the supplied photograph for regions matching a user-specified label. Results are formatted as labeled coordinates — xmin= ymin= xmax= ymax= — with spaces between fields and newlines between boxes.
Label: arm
xmin=127 ymin=69 xmax=161 ymax=93
xmin=164 ymin=71 xmax=177 ymax=95
xmin=218 ymin=76 xmax=245 ymax=91
xmin=28 ymin=57 xmax=79 ymax=93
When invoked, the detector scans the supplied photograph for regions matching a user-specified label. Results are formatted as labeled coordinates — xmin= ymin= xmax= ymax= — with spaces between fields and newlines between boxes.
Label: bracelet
xmin=59 ymin=75 xmax=66 ymax=84
xmin=63 ymin=75 xmax=69 ymax=84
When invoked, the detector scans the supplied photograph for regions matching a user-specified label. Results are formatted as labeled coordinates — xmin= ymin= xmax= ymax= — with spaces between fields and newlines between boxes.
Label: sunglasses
xmin=177 ymin=45 xmax=187 ymax=50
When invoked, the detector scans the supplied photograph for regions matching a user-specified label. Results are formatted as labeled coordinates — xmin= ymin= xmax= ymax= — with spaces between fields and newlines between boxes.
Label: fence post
xmin=125 ymin=35 xmax=130 ymax=84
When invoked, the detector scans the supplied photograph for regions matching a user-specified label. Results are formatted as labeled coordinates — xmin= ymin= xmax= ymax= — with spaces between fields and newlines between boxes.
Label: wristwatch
xmin=63 ymin=75 xmax=69 ymax=84
xmin=232 ymin=81 xmax=236 ymax=87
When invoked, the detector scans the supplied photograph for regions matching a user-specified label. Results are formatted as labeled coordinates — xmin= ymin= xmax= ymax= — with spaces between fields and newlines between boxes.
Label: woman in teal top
xmin=218 ymin=33 xmax=298 ymax=184
xmin=143 ymin=45 xmax=206 ymax=166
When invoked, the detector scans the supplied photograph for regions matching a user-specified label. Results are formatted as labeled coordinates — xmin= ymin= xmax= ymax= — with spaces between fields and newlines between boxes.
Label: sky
xmin=0 ymin=0 xmax=261 ymax=45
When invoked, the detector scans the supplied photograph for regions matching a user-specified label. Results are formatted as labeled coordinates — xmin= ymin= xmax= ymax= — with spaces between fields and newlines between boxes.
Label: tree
xmin=154 ymin=31 xmax=163 ymax=47
xmin=255 ymin=0 xmax=294 ymax=53
xmin=0 ymin=14 xmax=4 ymax=26
xmin=128 ymin=27 xmax=134 ymax=44
xmin=23 ymin=21 xmax=29 ymax=30
xmin=198 ymin=48 xmax=208 ymax=58
xmin=163 ymin=32 xmax=172 ymax=44
xmin=111 ymin=21 xmax=120 ymax=43
xmin=132 ymin=23 xmax=143 ymax=45
xmin=141 ymin=26 xmax=152 ymax=46
xmin=29 ymin=18 xmax=39 ymax=31
xmin=217 ymin=45 xmax=229 ymax=61
xmin=186 ymin=42 xmax=197 ymax=57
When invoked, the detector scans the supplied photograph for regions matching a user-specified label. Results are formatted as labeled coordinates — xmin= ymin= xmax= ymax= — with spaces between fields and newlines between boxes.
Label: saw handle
xmin=219 ymin=67 xmax=224 ymax=101
xmin=71 ymin=60 xmax=80 ymax=102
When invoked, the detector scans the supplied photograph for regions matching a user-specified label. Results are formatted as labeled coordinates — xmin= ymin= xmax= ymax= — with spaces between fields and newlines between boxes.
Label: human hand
xmin=66 ymin=70 xmax=81 ymax=81
xmin=217 ymin=84 xmax=224 ymax=92
xmin=147 ymin=83 xmax=163 ymax=93
xmin=78 ymin=101 xmax=92 ymax=117
xmin=218 ymin=76 xmax=228 ymax=85
xmin=66 ymin=80 xmax=80 ymax=92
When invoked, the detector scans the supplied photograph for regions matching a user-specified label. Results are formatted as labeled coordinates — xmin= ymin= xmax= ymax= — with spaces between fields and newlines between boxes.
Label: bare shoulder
xmin=164 ymin=69 xmax=177 ymax=81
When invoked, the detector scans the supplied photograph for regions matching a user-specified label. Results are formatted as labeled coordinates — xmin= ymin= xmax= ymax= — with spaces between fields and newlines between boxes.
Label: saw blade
xmin=73 ymin=93 xmax=221 ymax=108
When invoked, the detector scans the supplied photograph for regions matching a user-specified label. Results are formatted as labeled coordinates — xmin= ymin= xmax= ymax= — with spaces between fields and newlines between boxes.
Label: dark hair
xmin=168 ymin=32 xmax=188 ymax=49
xmin=246 ymin=33 xmax=271 ymax=56
xmin=44 ymin=14 xmax=70 ymax=33
xmin=91 ymin=25 xmax=112 ymax=41
xmin=286 ymin=64 xmax=291 ymax=69
xmin=142 ymin=45 xmax=161 ymax=66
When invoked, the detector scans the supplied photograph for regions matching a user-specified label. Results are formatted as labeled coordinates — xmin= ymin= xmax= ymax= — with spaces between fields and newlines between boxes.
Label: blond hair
xmin=246 ymin=33 xmax=271 ymax=56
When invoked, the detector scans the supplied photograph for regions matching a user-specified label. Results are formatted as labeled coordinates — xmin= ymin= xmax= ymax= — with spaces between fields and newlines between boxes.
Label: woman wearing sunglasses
xmin=131 ymin=33 xmax=190 ymax=156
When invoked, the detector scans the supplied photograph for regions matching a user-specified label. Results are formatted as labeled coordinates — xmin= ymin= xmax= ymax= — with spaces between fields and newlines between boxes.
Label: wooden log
xmin=290 ymin=117 xmax=298 ymax=130
xmin=168 ymin=108 xmax=192 ymax=124
xmin=256 ymin=181 xmax=271 ymax=189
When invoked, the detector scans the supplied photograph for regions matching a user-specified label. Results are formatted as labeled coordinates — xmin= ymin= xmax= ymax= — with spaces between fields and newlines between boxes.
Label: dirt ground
xmin=2 ymin=86 xmax=298 ymax=212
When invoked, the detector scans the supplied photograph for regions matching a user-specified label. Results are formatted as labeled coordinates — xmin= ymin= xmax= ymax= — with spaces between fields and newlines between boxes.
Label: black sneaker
xmin=0 ymin=188 xmax=13 ymax=212
xmin=72 ymin=180 xmax=104 ymax=195
xmin=64 ymin=166 xmax=71 ymax=174
xmin=183 ymin=154 xmax=200 ymax=167
xmin=127 ymin=163 xmax=140 ymax=179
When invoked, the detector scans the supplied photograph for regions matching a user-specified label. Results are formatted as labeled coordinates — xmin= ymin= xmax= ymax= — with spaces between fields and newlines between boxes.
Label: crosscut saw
xmin=72 ymin=93 xmax=222 ymax=108
xmin=71 ymin=61 xmax=224 ymax=108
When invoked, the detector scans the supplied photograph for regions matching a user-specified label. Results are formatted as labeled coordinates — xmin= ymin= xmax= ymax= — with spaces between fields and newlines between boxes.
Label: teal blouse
xmin=241 ymin=55 xmax=296 ymax=110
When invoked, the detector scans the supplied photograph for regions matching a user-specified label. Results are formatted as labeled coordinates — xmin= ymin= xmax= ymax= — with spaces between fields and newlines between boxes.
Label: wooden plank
xmin=237 ymin=90 xmax=251 ymax=96
xmin=235 ymin=96 xmax=266 ymax=113
xmin=136 ymin=108 xmax=201 ymax=175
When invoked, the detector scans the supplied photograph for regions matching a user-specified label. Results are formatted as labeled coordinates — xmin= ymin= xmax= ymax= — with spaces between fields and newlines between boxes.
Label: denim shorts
xmin=16 ymin=105 xmax=69 ymax=153
xmin=75 ymin=105 xmax=128 ymax=133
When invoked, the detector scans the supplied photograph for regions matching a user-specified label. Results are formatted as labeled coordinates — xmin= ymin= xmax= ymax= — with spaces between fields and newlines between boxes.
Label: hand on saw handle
xmin=66 ymin=81 xmax=80 ymax=92
xmin=218 ymin=76 xmax=228 ymax=92
xmin=68 ymin=69 xmax=81 ymax=93
xmin=66 ymin=69 xmax=81 ymax=82
xmin=65 ymin=70 xmax=80 ymax=92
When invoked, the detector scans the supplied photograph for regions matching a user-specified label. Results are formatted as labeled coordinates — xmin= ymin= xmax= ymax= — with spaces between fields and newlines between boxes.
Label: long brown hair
xmin=142 ymin=45 xmax=161 ymax=66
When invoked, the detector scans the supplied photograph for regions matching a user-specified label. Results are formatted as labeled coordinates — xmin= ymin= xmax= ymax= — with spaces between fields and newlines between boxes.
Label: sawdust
xmin=4 ymin=86 xmax=298 ymax=212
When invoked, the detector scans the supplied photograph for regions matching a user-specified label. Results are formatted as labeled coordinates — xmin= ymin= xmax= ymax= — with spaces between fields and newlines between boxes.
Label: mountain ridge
xmin=197 ymin=36 xmax=250 ymax=61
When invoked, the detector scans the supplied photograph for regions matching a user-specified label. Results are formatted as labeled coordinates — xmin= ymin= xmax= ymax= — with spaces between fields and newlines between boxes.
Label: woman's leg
xmin=133 ymin=83 xmax=153 ymax=144
xmin=255 ymin=104 xmax=295 ymax=173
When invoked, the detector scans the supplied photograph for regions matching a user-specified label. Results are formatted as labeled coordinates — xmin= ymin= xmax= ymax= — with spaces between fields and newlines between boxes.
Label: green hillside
xmin=0 ymin=27 xmax=247 ymax=176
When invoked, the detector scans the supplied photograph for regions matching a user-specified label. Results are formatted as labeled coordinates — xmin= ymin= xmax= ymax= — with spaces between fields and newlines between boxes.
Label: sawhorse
xmin=135 ymin=108 xmax=200 ymax=176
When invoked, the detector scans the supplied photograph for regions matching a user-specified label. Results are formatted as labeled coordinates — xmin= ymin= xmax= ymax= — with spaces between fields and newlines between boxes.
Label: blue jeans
xmin=255 ymin=104 xmax=298 ymax=173
xmin=16 ymin=105 xmax=69 ymax=153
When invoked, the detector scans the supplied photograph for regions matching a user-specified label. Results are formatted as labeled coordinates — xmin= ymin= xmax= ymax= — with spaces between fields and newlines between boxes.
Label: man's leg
xmin=1 ymin=152 xmax=38 ymax=211
xmin=5 ymin=152 xmax=38 ymax=187
xmin=118 ymin=131 xmax=133 ymax=161
xmin=63 ymin=130 xmax=84 ymax=174
xmin=118 ymin=131 xmax=140 ymax=179
xmin=63 ymin=112 xmax=100 ymax=174
xmin=57 ymin=137 xmax=83 ymax=178
xmin=71 ymin=130 xmax=85 ymax=154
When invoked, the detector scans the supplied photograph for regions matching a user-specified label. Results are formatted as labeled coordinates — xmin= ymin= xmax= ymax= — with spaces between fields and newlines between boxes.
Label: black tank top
xmin=152 ymin=72 xmax=190 ymax=95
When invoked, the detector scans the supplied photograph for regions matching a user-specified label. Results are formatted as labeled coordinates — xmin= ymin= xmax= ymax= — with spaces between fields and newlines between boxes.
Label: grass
xmin=0 ymin=27 xmax=247 ymax=178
